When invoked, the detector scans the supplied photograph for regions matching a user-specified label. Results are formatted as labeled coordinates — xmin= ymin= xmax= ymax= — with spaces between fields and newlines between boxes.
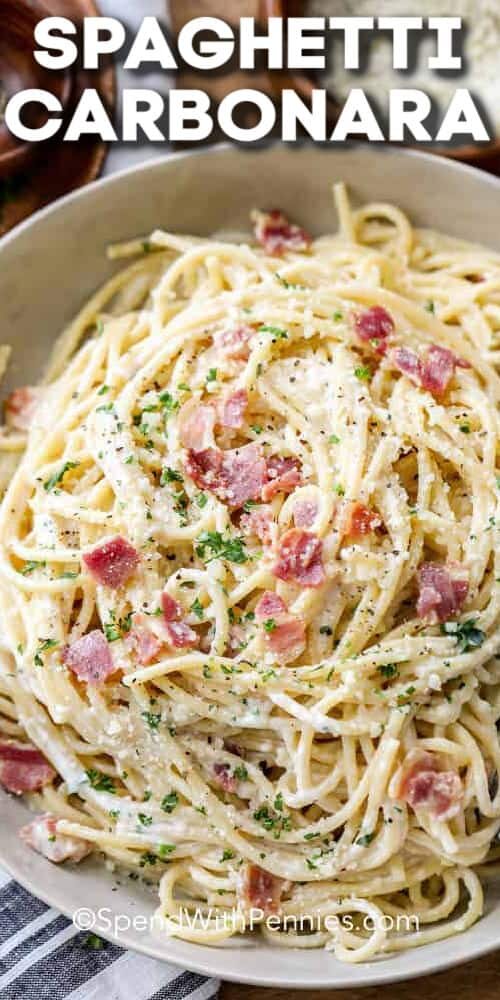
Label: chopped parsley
xmin=103 ymin=610 xmax=132 ymax=643
xmin=259 ymin=324 xmax=288 ymax=340
xmin=328 ymin=433 xmax=340 ymax=444
xmin=357 ymin=832 xmax=375 ymax=847
xmin=85 ymin=769 xmax=116 ymax=794
xmin=138 ymin=813 xmax=153 ymax=827
xmin=43 ymin=461 xmax=79 ymax=493
xmin=233 ymin=765 xmax=248 ymax=781
xmin=220 ymin=848 xmax=235 ymax=861
xmin=142 ymin=711 xmax=162 ymax=731
xmin=34 ymin=638 xmax=58 ymax=666
xmin=259 ymin=618 xmax=277 ymax=636
xmin=196 ymin=492 xmax=208 ymax=508
xmin=161 ymin=792 xmax=178 ymax=813
xmin=425 ymin=301 xmax=435 ymax=314
xmin=206 ymin=368 xmax=218 ymax=382
xmin=332 ymin=310 xmax=343 ymax=321
xmin=160 ymin=467 xmax=183 ymax=485
xmin=354 ymin=366 xmax=372 ymax=382
xmin=253 ymin=804 xmax=291 ymax=839
xmin=159 ymin=391 xmax=180 ymax=416
xmin=157 ymin=843 xmax=176 ymax=859
xmin=441 ymin=618 xmax=486 ymax=653
xmin=196 ymin=531 xmax=247 ymax=565
xmin=190 ymin=597 xmax=204 ymax=620
xmin=21 ymin=560 xmax=46 ymax=576
xmin=378 ymin=663 xmax=399 ymax=679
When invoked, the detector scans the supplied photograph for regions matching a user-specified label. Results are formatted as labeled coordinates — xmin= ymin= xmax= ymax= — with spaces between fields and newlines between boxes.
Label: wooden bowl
xmin=260 ymin=0 xmax=500 ymax=175
xmin=0 ymin=0 xmax=72 ymax=180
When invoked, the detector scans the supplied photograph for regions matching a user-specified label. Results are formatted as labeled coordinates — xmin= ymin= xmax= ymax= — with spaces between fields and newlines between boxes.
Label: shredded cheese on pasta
xmin=0 ymin=184 xmax=499 ymax=962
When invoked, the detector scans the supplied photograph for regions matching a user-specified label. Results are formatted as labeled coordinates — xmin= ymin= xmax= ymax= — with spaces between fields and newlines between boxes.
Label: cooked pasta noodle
xmin=0 ymin=184 xmax=499 ymax=962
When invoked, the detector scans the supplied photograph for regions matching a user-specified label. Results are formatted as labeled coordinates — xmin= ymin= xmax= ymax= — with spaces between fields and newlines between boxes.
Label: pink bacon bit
xmin=255 ymin=591 xmax=306 ymax=664
xmin=255 ymin=591 xmax=287 ymax=620
xmin=252 ymin=209 xmax=312 ymax=257
xmin=354 ymin=306 xmax=395 ymax=355
xmin=240 ymin=504 xmax=274 ymax=545
xmin=129 ymin=613 xmax=163 ymax=666
xmin=273 ymin=529 xmax=325 ymax=588
xmin=62 ymin=630 xmax=116 ymax=685
xmin=392 ymin=344 xmax=470 ymax=397
xmin=178 ymin=398 xmax=216 ymax=451
xmin=0 ymin=742 xmax=56 ymax=795
xmin=213 ymin=324 xmax=254 ymax=361
xmin=239 ymin=863 xmax=285 ymax=916
xmin=165 ymin=620 xmax=198 ymax=649
xmin=217 ymin=389 xmax=248 ymax=431
xmin=83 ymin=536 xmax=139 ymax=589
xmin=5 ymin=386 xmax=43 ymax=432
xmin=262 ymin=455 xmax=302 ymax=502
xmin=185 ymin=443 xmax=267 ymax=510
xmin=161 ymin=593 xmax=182 ymax=622
xmin=416 ymin=562 xmax=469 ymax=624
xmin=394 ymin=750 xmax=463 ymax=821
xmin=161 ymin=592 xmax=198 ymax=649
xmin=342 ymin=501 xmax=384 ymax=540
xmin=213 ymin=762 xmax=237 ymax=794
xmin=20 ymin=813 xmax=92 ymax=863
xmin=293 ymin=498 xmax=318 ymax=529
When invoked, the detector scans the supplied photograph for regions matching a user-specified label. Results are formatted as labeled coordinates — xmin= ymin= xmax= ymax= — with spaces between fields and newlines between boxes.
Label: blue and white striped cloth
xmin=0 ymin=870 xmax=219 ymax=1000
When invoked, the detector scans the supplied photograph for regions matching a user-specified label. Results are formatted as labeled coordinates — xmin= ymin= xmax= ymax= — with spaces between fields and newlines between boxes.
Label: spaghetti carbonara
xmin=0 ymin=184 xmax=499 ymax=963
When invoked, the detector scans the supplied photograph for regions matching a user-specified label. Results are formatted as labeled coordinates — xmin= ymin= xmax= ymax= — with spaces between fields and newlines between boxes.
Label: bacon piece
xmin=20 ymin=813 xmax=92 ymax=863
xmin=213 ymin=762 xmax=237 ymax=793
xmin=239 ymin=863 xmax=284 ymax=916
xmin=252 ymin=209 xmax=312 ymax=257
xmin=264 ymin=617 xmax=306 ymax=662
xmin=5 ymin=386 xmax=43 ymax=431
xmin=213 ymin=324 xmax=254 ymax=361
xmin=185 ymin=443 xmax=267 ymax=510
xmin=354 ymin=306 xmax=394 ymax=354
xmin=240 ymin=504 xmax=274 ymax=544
xmin=0 ymin=742 xmax=56 ymax=795
xmin=83 ymin=536 xmax=139 ymax=589
xmin=416 ymin=562 xmax=469 ymax=624
xmin=178 ymin=398 xmax=215 ymax=451
xmin=394 ymin=750 xmax=463 ymax=821
xmin=129 ymin=613 xmax=163 ymax=666
xmin=63 ymin=630 xmax=115 ymax=685
xmin=342 ymin=501 xmax=383 ymax=539
xmin=392 ymin=345 xmax=469 ymax=397
xmin=217 ymin=389 xmax=248 ymax=430
xmin=161 ymin=592 xmax=182 ymax=622
xmin=421 ymin=345 xmax=470 ymax=395
xmin=274 ymin=529 xmax=325 ymax=588
xmin=293 ymin=498 xmax=318 ymax=529
xmin=262 ymin=456 xmax=302 ymax=502
xmin=220 ymin=444 xmax=267 ymax=508
xmin=255 ymin=591 xmax=288 ymax=620
xmin=165 ymin=620 xmax=198 ymax=649
xmin=255 ymin=590 xmax=306 ymax=663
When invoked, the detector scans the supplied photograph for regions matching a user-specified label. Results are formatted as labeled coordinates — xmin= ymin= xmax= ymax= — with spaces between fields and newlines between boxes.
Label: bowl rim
xmin=1 ymin=141 xmax=500 ymax=258
xmin=1 ymin=143 xmax=500 ymax=988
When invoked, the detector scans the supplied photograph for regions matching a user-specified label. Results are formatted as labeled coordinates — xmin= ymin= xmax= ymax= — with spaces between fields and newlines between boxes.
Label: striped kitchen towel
xmin=0 ymin=870 xmax=219 ymax=1000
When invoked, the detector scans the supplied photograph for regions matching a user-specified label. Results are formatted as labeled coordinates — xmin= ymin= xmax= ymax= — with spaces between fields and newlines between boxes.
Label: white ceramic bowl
xmin=1 ymin=145 xmax=500 ymax=988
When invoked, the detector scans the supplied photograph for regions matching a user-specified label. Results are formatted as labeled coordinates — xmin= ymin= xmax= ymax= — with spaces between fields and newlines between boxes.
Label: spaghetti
xmin=0 ymin=184 xmax=499 ymax=962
